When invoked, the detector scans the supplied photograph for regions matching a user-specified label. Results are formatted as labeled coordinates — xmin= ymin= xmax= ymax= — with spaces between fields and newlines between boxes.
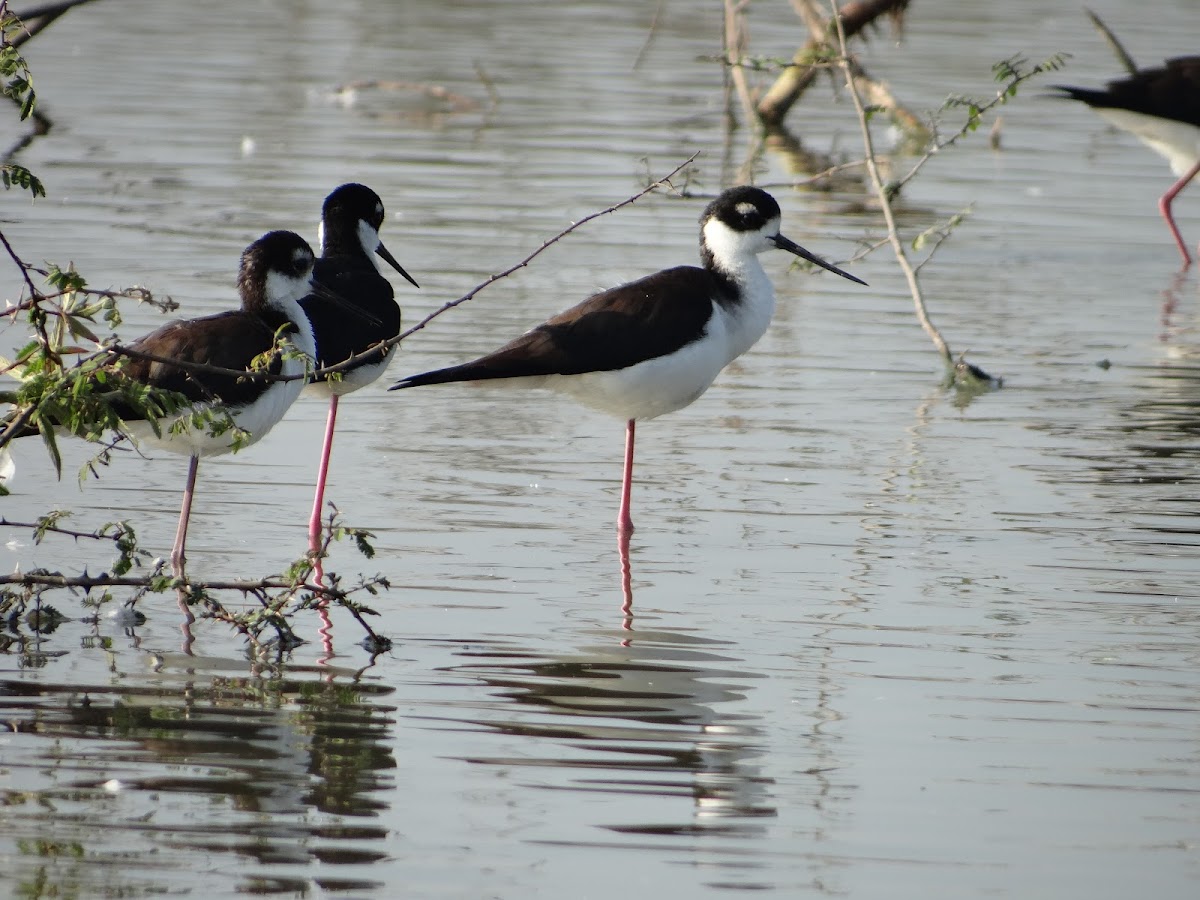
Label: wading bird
xmin=300 ymin=183 xmax=419 ymax=548
xmin=1054 ymin=57 xmax=1200 ymax=266
xmin=391 ymin=185 xmax=865 ymax=534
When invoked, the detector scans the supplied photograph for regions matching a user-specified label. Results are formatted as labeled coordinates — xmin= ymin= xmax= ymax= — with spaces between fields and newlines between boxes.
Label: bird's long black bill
xmin=772 ymin=234 xmax=867 ymax=286
xmin=377 ymin=240 xmax=420 ymax=289
xmin=309 ymin=281 xmax=384 ymax=327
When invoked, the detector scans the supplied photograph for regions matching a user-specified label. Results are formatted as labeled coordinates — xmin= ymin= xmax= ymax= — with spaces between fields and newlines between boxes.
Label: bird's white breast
xmin=125 ymin=353 xmax=308 ymax=459
xmin=302 ymin=347 xmax=397 ymax=399
xmin=127 ymin=299 xmax=315 ymax=459
xmin=551 ymin=255 xmax=778 ymax=422
xmin=554 ymin=317 xmax=730 ymax=420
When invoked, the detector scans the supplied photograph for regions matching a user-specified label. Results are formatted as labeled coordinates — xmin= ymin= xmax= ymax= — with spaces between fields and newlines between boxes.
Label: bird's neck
xmin=321 ymin=219 xmax=381 ymax=268
xmin=262 ymin=296 xmax=317 ymax=360
xmin=321 ymin=234 xmax=371 ymax=262
xmin=709 ymin=254 xmax=776 ymax=362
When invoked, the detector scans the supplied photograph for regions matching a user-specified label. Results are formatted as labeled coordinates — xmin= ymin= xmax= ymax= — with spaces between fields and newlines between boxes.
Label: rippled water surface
xmin=3 ymin=0 xmax=1200 ymax=897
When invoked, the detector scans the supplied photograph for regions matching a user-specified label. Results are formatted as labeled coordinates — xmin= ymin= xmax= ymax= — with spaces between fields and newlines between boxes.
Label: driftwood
xmin=756 ymin=0 xmax=912 ymax=129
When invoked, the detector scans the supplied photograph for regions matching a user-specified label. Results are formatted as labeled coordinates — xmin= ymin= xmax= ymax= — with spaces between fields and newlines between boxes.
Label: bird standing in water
xmin=112 ymin=230 xmax=345 ymax=568
xmin=300 ymin=183 xmax=419 ymax=549
xmin=391 ymin=186 xmax=865 ymax=535
xmin=1053 ymin=57 xmax=1200 ymax=266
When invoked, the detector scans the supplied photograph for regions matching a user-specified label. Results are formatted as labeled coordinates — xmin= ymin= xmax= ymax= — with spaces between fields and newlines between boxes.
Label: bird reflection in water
xmin=1 ymin=670 xmax=397 ymax=896
xmin=442 ymin=630 xmax=778 ymax=837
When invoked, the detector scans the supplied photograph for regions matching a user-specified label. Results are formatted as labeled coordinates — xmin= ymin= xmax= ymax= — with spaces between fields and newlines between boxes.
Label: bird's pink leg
xmin=1159 ymin=157 xmax=1200 ymax=267
xmin=617 ymin=419 xmax=635 ymax=535
xmin=309 ymin=395 xmax=339 ymax=553
xmin=171 ymin=454 xmax=200 ymax=572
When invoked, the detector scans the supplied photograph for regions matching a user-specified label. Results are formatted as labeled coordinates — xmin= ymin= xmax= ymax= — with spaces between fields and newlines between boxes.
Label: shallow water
xmin=2 ymin=0 xmax=1200 ymax=897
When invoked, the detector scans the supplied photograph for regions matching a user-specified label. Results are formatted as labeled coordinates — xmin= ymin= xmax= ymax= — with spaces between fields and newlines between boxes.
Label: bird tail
xmin=390 ymin=363 xmax=517 ymax=390
xmin=1048 ymin=85 xmax=1110 ymax=106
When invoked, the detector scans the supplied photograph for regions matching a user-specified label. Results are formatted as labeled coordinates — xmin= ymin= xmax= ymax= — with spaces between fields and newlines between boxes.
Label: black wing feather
xmin=303 ymin=257 xmax=401 ymax=377
xmin=117 ymin=310 xmax=282 ymax=414
xmin=393 ymin=266 xmax=725 ymax=389
xmin=1053 ymin=57 xmax=1200 ymax=127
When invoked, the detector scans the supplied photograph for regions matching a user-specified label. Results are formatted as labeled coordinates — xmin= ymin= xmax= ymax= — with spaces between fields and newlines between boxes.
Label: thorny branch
xmin=0 ymin=569 xmax=383 ymax=603
xmin=379 ymin=152 xmax=701 ymax=352
xmin=1 ymin=155 xmax=702 ymax=390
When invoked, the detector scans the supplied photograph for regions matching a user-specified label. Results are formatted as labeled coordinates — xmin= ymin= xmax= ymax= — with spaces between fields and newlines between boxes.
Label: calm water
xmin=3 ymin=0 xmax=1200 ymax=897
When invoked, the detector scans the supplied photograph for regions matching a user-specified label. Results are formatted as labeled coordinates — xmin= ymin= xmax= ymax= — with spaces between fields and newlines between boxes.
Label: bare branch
xmin=5 ymin=0 xmax=102 ymax=49
xmin=1083 ymin=7 xmax=1137 ymax=75
xmin=830 ymin=1 xmax=953 ymax=370
xmin=757 ymin=0 xmax=911 ymax=127
xmin=369 ymin=152 xmax=700 ymax=355
xmin=0 ymin=228 xmax=41 ymax=299
xmin=722 ymin=0 xmax=756 ymax=126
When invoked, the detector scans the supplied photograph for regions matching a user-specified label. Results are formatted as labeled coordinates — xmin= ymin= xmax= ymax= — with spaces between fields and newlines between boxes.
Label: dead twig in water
xmin=329 ymin=79 xmax=482 ymax=113
xmin=756 ymin=0 xmax=911 ymax=128
xmin=722 ymin=0 xmax=756 ymax=127
xmin=829 ymin=2 xmax=1066 ymax=387
xmin=1083 ymin=7 xmax=1137 ymax=75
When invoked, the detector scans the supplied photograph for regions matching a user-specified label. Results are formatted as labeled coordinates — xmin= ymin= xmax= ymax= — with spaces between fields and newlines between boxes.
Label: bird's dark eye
xmin=290 ymin=249 xmax=311 ymax=275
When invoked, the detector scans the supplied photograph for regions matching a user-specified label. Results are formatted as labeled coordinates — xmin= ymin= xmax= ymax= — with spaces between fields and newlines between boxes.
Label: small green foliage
xmin=0 ymin=27 xmax=37 ymax=120
xmin=32 ymin=509 xmax=71 ymax=543
xmin=1 ymin=161 xmax=43 ymax=196
xmin=1 ymin=10 xmax=46 ymax=199
xmin=943 ymin=53 xmax=1071 ymax=132
xmin=912 ymin=207 xmax=971 ymax=252
xmin=44 ymin=264 xmax=86 ymax=294
xmin=333 ymin=524 xmax=377 ymax=560
xmin=99 ymin=520 xmax=145 ymax=576
xmin=714 ymin=53 xmax=810 ymax=73
xmin=148 ymin=574 xmax=175 ymax=592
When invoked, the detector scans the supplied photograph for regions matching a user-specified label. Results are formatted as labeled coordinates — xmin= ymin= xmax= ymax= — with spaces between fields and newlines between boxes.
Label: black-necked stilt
xmin=390 ymin=185 xmax=865 ymax=534
xmin=1053 ymin=57 xmax=1200 ymax=266
xmin=299 ymin=183 xmax=419 ymax=547
xmin=118 ymin=230 xmax=332 ymax=568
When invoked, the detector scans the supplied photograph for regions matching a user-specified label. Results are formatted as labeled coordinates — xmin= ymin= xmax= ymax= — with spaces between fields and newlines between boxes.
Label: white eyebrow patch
xmin=735 ymin=202 xmax=757 ymax=215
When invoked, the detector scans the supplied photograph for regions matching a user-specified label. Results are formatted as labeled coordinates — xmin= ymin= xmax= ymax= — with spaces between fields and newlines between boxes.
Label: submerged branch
xmin=756 ymin=0 xmax=910 ymax=128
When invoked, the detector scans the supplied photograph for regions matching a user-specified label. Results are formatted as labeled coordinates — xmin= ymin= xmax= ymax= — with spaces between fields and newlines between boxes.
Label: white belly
xmin=303 ymin=346 xmax=397 ymax=399
xmin=125 ymin=357 xmax=307 ymax=458
xmin=1096 ymin=107 xmax=1200 ymax=176
xmin=552 ymin=318 xmax=732 ymax=421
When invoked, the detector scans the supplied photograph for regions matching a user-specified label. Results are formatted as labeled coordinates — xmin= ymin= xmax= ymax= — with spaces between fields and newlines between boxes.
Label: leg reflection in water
xmin=618 ymin=528 xmax=634 ymax=640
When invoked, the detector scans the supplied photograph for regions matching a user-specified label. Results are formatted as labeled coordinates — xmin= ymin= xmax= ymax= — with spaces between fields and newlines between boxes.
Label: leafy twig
xmin=892 ymin=53 xmax=1069 ymax=198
